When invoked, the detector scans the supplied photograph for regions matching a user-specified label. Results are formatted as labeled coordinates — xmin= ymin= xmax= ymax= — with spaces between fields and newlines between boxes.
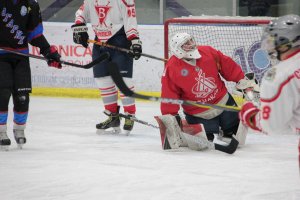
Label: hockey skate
xmin=13 ymin=129 xmax=26 ymax=149
xmin=0 ymin=131 xmax=11 ymax=151
xmin=123 ymin=114 xmax=134 ymax=136
xmin=217 ymin=123 xmax=248 ymax=147
xmin=96 ymin=110 xmax=121 ymax=134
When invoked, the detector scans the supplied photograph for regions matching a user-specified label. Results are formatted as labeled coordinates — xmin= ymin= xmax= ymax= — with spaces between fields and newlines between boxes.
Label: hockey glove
xmin=41 ymin=46 xmax=62 ymax=69
xmin=71 ymin=23 xmax=89 ymax=48
xmin=130 ymin=38 xmax=142 ymax=60
xmin=239 ymin=102 xmax=261 ymax=131
xmin=234 ymin=72 xmax=260 ymax=104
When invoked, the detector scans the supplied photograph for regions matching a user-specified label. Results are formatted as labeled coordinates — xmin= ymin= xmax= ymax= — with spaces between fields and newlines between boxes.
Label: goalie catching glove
xmin=234 ymin=72 xmax=260 ymax=103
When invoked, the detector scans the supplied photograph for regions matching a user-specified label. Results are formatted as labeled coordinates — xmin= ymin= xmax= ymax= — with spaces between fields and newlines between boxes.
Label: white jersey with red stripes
xmin=75 ymin=0 xmax=139 ymax=42
xmin=256 ymin=50 xmax=300 ymax=134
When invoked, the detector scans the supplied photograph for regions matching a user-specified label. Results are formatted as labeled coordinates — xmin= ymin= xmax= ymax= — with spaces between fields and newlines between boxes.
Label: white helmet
xmin=170 ymin=33 xmax=201 ymax=59
xmin=261 ymin=14 xmax=300 ymax=59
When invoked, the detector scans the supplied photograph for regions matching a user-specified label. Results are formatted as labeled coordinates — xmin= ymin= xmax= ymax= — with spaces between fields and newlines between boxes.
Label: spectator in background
xmin=240 ymin=0 xmax=272 ymax=16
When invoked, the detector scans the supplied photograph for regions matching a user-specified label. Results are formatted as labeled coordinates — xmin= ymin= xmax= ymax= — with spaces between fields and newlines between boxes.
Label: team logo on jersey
xmin=181 ymin=69 xmax=189 ymax=77
xmin=264 ymin=68 xmax=276 ymax=81
xmin=192 ymin=69 xmax=217 ymax=98
xmin=95 ymin=5 xmax=111 ymax=26
xmin=20 ymin=6 xmax=27 ymax=16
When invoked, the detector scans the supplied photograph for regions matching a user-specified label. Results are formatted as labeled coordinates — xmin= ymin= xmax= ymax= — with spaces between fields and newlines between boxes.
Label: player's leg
xmin=114 ymin=57 xmax=135 ymax=135
xmin=109 ymin=32 xmax=136 ymax=135
xmin=13 ymin=57 xmax=31 ymax=148
xmin=93 ymin=46 xmax=120 ymax=133
xmin=0 ymin=89 xmax=12 ymax=149
xmin=120 ymin=78 xmax=135 ymax=135
xmin=0 ymin=58 xmax=14 ymax=149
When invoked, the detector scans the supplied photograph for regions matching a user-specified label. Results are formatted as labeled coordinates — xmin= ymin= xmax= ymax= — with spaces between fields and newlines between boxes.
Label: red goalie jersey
xmin=161 ymin=46 xmax=244 ymax=116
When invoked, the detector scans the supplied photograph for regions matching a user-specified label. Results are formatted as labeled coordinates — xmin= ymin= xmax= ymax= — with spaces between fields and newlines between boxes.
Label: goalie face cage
xmin=164 ymin=17 xmax=273 ymax=85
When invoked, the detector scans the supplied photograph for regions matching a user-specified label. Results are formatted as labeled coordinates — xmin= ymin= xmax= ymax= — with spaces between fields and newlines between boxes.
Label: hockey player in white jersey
xmin=239 ymin=14 xmax=300 ymax=166
xmin=71 ymin=0 xmax=142 ymax=135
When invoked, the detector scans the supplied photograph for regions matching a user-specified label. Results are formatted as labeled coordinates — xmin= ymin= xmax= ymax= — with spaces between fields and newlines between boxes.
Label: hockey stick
xmin=88 ymin=39 xmax=168 ymax=63
xmin=107 ymin=61 xmax=241 ymax=112
xmin=119 ymin=113 xmax=238 ymax=154
xmin=0 ymin=48 xmax=110 ymax=69
xmin=119 ymin=113 xmax=159 ymax=129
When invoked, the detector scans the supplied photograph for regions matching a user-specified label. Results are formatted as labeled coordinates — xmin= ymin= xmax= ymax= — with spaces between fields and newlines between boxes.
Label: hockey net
xmin=164 ymin=16 xmax=273 ymax=105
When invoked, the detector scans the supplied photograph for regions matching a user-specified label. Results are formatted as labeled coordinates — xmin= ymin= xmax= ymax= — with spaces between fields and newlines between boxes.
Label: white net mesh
xmin=165 ymin=16 xmax=274 ymax=93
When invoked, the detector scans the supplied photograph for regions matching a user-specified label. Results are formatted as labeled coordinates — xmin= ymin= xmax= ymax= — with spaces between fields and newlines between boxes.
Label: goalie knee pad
xmin=0 ymin=89 xmax=12 ymax=110
xmin=13 ymin=93 xmax=29 ymax=112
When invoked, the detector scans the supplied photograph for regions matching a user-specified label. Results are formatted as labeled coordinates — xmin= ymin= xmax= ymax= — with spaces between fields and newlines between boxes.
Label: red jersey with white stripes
xmin=75 ymin=0 xmax=139 ymax=42
xmin=255 ymin=50 xmax=300 ymax=134
xmin=161 ymin=46 xmax=244 ymax=116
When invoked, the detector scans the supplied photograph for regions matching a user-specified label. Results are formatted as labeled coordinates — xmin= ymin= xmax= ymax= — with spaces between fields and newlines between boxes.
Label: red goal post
xmin=164 ymin=16 xmax=273 ymax=105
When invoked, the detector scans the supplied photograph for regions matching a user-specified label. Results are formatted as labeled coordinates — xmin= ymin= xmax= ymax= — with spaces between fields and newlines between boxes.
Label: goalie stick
xmin=88 ymin=39 xmax=168 ymax=63
xmin=0 ymin=48 xmax=110 ymax=69
xmin=107 ymin=61 xmax=241 ymax=112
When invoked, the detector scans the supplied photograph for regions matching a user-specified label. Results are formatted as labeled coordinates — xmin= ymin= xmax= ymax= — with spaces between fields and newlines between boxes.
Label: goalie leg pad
xmin=235 ymin=122 xmax=248 ymax=146
xmin=180 ymin=119 xmax=205 ymax=147
xmin=154 ymin=115 xmax=182 ymax=150
xmin=154 ymin=116 xmax=171 ymax=150
xmin=181 ymin=124 xmax=214 ymax=151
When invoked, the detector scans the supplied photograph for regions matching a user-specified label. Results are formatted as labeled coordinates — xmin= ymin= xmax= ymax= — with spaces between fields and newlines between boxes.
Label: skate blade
xmin=16 ymin=138 xmax=26 ymax=149
xmin=0 ymin=145 xmax=10 ymax=151
xmin=123 ymin=130 xmax=131 ymax=136
xmin=17 ymin=143 xmax=24 ymax=149
xmin=96 ymin=127 xmax=121 ymax=135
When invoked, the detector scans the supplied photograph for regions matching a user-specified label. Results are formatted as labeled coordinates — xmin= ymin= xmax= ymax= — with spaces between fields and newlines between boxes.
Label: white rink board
xmin=30 ymin=22 xmax=165 ymax=91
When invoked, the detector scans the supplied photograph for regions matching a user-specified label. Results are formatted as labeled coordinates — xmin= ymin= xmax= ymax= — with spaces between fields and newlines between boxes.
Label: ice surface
xmin=0 ymin=97 xmax=299 ymax=200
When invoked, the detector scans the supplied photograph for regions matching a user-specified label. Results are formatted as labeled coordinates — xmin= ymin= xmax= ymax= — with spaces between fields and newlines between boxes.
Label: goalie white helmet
xmin=170 ymin=33 xmax=201 ymax=59
xmin=261 ymin=14 xmax=300 ymax=59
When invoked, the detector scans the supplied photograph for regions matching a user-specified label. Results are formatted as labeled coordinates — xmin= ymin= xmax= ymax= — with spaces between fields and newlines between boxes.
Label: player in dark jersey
xmin=0 ymin=0 xmax=61 ymax=150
